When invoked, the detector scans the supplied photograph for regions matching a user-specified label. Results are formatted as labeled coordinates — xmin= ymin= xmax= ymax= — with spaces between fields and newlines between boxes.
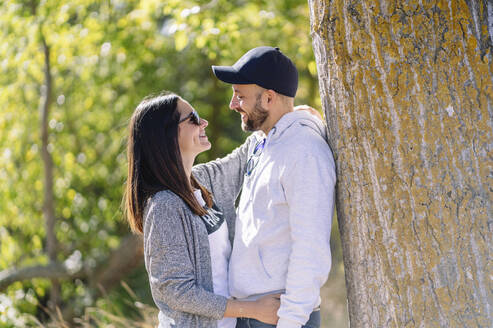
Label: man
xmin=211 ymin=46 xmax=336 ymax=328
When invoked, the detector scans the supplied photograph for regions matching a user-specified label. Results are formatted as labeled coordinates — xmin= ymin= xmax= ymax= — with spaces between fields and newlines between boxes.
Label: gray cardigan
xmin=143 ymin=134 xmax=260 ymax=328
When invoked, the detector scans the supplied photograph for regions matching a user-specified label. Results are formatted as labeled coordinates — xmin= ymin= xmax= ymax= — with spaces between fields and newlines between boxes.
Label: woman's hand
xmin=294 ymin=104 xmax=323 ymax=121
xmin=252 ymin=293 xmax=281 ymax=325
xmin=224 ymin=293 xmax=281 ymax=323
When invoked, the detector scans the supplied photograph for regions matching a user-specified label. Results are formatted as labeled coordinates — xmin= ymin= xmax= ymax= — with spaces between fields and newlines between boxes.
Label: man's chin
xmin=241 ymin=122 xmax=255 ymax=132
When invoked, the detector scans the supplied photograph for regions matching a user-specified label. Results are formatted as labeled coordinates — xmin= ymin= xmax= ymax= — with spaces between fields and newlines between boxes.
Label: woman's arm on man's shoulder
xmin=192 ymin=133 xmax=260 ymax=200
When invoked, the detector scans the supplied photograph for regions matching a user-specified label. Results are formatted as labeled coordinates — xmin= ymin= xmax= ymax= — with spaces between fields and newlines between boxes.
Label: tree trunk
xmin=308 ymin=0 xmax=492 ymax=327
xmin=29 ymin=0 xmax=60 ymax=310
xmin=39 ymin=30 xmax=61 ymax=311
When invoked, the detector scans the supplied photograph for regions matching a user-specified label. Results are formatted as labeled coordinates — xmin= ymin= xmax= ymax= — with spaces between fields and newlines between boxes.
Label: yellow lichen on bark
xmin=309 ymin=0 xmax=493 ymax=327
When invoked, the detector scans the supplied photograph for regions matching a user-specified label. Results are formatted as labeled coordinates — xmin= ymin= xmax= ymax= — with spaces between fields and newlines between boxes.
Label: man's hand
xmin=253 ymin=293 xmax=281 ymax=325
xmin=294 ymin=104 xmax=323 ymax=121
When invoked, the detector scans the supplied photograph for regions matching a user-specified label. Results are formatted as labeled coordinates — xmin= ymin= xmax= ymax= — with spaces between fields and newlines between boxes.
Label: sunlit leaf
xmin=174 ymin=30 xmax=188 ymax=51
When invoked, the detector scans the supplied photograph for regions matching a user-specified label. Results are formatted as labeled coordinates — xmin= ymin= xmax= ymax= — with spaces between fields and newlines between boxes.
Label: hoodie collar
xmin=266 ymin=110 xmax=327 ymax=145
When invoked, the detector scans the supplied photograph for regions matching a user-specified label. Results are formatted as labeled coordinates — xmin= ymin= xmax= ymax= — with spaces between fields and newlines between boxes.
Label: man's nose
xmin=200 ymin=118 xmax=208 ymax=127
xmin=230 ymin=97 xmax=239 ymax=110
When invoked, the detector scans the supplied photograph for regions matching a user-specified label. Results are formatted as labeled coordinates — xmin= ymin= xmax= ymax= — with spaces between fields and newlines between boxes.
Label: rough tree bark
xmin=308 ymin=0 xmax=492 ymax=327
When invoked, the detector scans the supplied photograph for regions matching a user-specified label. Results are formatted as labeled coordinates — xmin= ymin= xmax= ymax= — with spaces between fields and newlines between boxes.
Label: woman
xmin=125 ymin=93 xmax=279 ymax=328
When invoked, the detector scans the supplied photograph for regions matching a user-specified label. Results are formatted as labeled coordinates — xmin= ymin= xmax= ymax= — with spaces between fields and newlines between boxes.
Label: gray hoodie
xmin=229 ymin=110 xmax=336 ymax=328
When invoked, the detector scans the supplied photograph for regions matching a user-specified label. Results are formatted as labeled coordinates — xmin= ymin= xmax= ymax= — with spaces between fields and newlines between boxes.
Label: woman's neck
xmin=182 ymin=154 xmax=195 ymax=186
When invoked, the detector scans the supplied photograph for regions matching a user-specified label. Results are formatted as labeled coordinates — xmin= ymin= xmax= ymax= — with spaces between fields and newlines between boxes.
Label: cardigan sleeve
xmin=143 ymin=192 xmax=227 ymax=320
xmin=192 ymin=133 xmax=260 ymax=205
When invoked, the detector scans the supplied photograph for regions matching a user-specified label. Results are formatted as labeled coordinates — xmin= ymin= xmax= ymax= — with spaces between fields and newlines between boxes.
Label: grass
xmin=13 ymin=268 xmax=349 ymax=327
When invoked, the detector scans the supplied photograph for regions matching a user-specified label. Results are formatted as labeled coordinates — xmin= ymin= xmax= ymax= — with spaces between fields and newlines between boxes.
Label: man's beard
xmin=242 ymin=93 xmax=268 ymax=132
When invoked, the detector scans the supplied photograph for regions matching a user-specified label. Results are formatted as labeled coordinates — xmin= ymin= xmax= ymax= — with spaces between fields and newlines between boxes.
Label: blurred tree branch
xmin=89 ymin=234 xmax=144 ymax=292
xmin=29 ymin=0 xmax=60 ymax=310
xmin=0 ymin=262 xmax=84 ymax=292
xmin=38 ymin=29 xmax=60 ymax=310
xmin=0 ymin=234 xmax=143 ymax=294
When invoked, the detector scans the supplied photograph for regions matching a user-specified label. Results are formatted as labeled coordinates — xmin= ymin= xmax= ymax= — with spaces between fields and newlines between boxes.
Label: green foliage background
xmin=0 ymin=0 xmax=345 ymax=326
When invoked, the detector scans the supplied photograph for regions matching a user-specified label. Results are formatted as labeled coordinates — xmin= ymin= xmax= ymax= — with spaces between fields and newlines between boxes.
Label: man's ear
xmin=264 ymin=89 xmax=277 ymax=106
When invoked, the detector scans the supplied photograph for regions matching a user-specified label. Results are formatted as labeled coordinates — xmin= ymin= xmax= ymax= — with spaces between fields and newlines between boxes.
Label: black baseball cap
xmin=212 ymin=46 xmax=298 ymax=97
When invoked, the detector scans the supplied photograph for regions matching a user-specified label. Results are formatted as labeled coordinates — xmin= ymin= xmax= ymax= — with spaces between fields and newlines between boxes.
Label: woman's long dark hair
xmin=125 ymin=93 xmax=212 ymax=234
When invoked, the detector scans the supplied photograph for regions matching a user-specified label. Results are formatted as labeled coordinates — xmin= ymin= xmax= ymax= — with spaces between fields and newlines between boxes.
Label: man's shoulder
xmin=276 ymin=125 xmax=332 ymax=158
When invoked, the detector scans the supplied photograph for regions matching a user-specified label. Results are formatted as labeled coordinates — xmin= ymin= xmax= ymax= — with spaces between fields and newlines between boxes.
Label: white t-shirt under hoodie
xmin=193 ymin=190 xmax=236 ymax=328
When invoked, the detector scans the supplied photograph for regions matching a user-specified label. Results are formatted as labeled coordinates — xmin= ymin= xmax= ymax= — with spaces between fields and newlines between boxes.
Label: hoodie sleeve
xmin=277 ymin=152 xmax=336 ymax=328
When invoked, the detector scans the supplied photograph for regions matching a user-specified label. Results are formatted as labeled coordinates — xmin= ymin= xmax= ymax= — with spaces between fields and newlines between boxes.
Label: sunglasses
xmin=245 ymin=138 xmax=266 ymax=176
xmin=179 ymin=110 xmax=201 ymax=125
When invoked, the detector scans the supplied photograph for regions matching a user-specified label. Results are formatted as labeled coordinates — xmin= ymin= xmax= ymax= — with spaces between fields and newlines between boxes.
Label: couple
xmin=125 ymin=47 xmax=336 ymax=328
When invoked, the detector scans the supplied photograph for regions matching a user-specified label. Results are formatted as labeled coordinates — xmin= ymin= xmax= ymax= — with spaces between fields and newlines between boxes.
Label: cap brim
xmin=212 ymin=65 xmax=252 ymax=84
